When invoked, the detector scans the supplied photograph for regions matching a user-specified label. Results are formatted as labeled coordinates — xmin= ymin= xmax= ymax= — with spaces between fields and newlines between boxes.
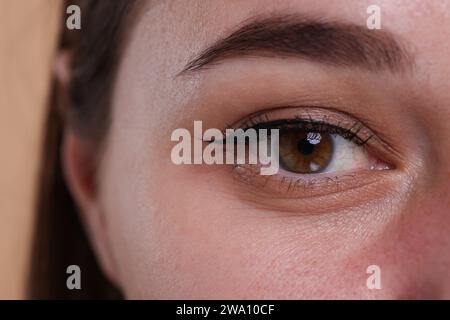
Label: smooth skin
xmin=63 ymin=0 xmax=450 ymax=299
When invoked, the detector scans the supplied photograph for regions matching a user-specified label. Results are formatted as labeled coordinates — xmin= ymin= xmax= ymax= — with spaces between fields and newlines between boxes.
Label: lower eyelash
xmin=229 ymin=162 xmax=382 ymax=199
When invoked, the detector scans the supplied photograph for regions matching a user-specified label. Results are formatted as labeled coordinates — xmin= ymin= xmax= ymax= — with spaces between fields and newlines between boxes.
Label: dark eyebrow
xmin=179 ymin=14 xmax=414 ymax=75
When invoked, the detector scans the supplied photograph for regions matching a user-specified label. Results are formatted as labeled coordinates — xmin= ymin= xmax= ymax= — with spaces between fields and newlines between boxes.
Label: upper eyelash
xmin=240 ymin=118 xmax=374 ymax=146
xmin=205 ymin=117 xmax=373 ymax=146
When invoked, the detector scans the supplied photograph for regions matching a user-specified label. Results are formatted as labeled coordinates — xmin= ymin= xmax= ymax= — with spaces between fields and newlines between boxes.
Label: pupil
xmin=297 ymin=138 xmax=315 ymax=156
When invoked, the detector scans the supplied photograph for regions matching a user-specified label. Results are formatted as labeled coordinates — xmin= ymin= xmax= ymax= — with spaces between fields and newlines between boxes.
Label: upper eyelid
xmin=235 ymin=111 xmax=375 ymax=146
xmin=241 ymin=118 xmax=372 ymax=146
xmin=227 ymin=106 xmax=404 ymax=160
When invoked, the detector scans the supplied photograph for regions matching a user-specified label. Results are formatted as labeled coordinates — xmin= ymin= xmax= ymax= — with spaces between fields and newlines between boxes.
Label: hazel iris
xmin=279 ymin=130 xmax=334 ymax=173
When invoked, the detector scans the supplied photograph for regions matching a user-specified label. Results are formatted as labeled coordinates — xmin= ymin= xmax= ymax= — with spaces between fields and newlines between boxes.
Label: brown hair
xmin=28 ymin=0 xmax=140 ymax=299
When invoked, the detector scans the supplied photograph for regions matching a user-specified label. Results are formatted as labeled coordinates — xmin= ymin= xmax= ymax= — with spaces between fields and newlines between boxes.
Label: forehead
xmin=138 ymin=0 xmax=450 ymax=71
xmin=116 ymin=0 xmax=450 ymax=124
xmin=151 ymin=0 xmax=450 ymax=36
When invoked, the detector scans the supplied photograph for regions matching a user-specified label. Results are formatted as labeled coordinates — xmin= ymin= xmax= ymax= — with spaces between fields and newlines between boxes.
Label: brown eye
xmin=279 ymin=129 xmax=334 ymax=173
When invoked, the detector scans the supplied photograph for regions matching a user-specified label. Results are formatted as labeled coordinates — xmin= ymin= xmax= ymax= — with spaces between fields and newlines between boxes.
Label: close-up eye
xmin=253 ymin=122 xmax=391 ymax=175
xmin=223 ymin=107 xmax=398 ymax=200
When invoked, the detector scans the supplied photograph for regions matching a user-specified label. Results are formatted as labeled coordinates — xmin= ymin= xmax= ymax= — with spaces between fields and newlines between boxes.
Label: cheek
xmin=98 ymin=100 xmax=443 ymax=299
xmin=100 ymin=145 xmax=402 ymax=298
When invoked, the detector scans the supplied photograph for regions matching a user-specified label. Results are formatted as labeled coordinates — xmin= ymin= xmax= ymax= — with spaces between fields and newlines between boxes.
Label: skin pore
xmin=63 ymin=0 xmax=450 ymax=299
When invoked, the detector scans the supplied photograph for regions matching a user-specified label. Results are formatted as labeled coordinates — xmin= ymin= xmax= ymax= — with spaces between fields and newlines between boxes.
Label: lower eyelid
xmin=230 ymin=163 xmax=390 ymax=200
xmin=229 ymin=174 xmax=407 ymax=219
xmin=224 ymin=163 xmax=403 ymax=215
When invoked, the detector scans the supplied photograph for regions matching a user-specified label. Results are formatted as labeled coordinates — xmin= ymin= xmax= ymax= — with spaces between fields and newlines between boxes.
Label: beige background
xmin=0 ymin=0 xmax=61 ymax=299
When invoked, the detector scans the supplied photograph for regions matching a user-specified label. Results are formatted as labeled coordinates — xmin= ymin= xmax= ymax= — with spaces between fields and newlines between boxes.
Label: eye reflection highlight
xmin=222 ymin=107 xmax=396 ymax=199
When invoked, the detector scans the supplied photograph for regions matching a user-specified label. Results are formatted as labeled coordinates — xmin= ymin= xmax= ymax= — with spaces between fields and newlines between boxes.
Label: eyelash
xmin=239 ymin=118 xmax=372 ymax=146
xmin=210 ymin=109 xmax=395 ymax=199
xmin=221 ymin=111 xmax=374 ymax=148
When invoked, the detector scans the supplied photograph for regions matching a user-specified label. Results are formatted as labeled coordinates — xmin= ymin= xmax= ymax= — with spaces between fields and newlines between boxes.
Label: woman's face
xmin=80 ymin=0 xmax=450 ymax=298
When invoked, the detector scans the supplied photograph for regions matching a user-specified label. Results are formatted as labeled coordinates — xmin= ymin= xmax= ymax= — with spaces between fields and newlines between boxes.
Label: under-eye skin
xmin=213 ymin=107 xmax=399 ymax=199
